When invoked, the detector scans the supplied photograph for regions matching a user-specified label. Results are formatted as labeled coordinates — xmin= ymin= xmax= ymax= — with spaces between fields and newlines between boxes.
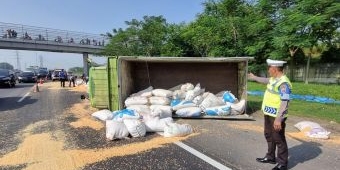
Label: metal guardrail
xmin=0 ymin=22 xmax=108 ymax=47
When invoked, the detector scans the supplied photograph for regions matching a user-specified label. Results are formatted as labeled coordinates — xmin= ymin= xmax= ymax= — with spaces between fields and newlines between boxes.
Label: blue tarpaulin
xmin=247 ymin=91 xmax=340 ymax=104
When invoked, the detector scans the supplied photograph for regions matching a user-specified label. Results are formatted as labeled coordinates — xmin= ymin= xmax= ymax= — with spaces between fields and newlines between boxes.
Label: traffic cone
xmin=34 ymin=83 xmax=39 ymax=92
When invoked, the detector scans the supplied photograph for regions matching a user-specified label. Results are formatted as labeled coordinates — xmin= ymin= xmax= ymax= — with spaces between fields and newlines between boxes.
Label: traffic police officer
xmin=248 ymin=59 xmax=292 ymax=170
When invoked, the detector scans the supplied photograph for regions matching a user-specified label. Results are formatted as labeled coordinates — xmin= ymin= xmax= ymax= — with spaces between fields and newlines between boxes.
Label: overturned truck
xmin=89 ymin=56 xmax=254 ymax=120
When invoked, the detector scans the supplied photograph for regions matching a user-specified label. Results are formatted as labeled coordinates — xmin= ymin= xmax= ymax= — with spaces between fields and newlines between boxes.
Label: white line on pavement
xmin=17 ymin=92 xmax=30 ymax=102
xmin=174 ymin=141 xmax=232 ymax=170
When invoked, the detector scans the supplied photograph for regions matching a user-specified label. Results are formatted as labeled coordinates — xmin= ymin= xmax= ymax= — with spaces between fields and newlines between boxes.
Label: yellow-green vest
xmin=261 ymin=75 xmax=292 ymax=117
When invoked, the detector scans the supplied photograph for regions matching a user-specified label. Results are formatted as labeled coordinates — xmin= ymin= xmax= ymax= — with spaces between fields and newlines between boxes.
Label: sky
xmin=0 ymin=0 xmax=205 ymax=71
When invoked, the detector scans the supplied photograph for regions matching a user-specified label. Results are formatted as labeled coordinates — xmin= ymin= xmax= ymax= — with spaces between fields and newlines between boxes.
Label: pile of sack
xmin=91 ymin=82 xmax=246 ymax=141
xmin=126 ymin=83 xmax=246 ymax=117
xmin=92 ymin=107 xmax=192 ymax=140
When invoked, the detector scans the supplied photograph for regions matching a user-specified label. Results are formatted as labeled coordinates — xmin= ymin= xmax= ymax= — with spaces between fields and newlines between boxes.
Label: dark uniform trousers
xmin=264 ymin=115 xmax=288 ymax=166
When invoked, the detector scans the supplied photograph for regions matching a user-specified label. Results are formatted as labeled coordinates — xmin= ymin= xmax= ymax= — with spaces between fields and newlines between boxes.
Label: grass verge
xmin=247 ymin=81 xmax=340 ymax=123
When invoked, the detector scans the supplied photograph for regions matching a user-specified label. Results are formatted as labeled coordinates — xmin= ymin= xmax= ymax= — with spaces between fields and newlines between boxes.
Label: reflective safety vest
xmin=261 ymin=75 xmax=292 ymax=117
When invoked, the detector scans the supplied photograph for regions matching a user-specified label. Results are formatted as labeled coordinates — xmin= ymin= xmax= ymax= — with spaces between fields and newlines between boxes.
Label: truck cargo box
xmin=107 ymin=56 xmax=253 ymax=119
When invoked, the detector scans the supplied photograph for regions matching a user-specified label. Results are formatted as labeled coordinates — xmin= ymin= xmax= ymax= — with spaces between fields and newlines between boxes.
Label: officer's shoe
xmin=256 ymin=157 xmax=276 ymax=164
xmin=272 ymin=164 xmax=287 ymax=170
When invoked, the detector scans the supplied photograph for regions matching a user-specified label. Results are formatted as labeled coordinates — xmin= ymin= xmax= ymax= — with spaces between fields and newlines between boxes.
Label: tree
xmin=244 ymin=0 xmax=277 ymax=72
xmin=104 ymin=16 xmax=169 ymax=57
xmin=0 ymin=62 xmax=14 ymax=70
xmin=185 ymin=0 xmax=254 ymax=57
xmin=182 ymin=15 xmax=221 ymax=57
xmin=138 ymin=16 xmax=168 ymax=56
xmin=271 ymin=0 xmax=340 ymax=81
xmin=161 ymin=23 xmax=193 ymax=57
xmin=68 ymin=67 xmax=83 ymax=75
xmin=302 ymin=45 xmax=326 ymax=84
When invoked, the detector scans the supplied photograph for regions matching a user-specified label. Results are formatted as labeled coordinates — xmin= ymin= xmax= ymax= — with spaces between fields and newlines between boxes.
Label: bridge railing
xmin=0 ymin=22 xmax=108 ymax=47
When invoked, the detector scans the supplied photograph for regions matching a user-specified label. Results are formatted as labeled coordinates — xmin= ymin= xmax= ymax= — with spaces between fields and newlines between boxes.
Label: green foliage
xmin=0 ymin=62 xmax=14 ymax=70
xmin=104 ymin=16 xmax=169 ymax=57
xmin=68 ymin=67 xmax=83 ymax=76
xmin=320 ymin=46 xmax=340 ymax=63
xmin=103 ymin=0 xmax=339 ymax=67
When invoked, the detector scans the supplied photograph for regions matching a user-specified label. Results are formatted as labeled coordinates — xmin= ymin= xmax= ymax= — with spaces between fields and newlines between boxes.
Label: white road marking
xmin=174 ymin=141 xmax=232 ymax=170
xmin=157 ymin=132 xmax=231 ymax=169
xmin=17 ymin=92 xmax=30 ymax=102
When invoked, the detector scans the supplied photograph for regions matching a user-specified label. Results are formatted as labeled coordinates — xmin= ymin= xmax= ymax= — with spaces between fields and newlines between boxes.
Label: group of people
xmin=79 ymin=38 xmax=105 ymax=46
xmin=2 ymin=29 xmax=104 ymax=47
xmin=24 ymin=32 xmax=32 ymax=40
xmin=3 ymin=29 xmax=18 ymax=38
xmin=55 ymin=36 xmax=63 ymax=43
xmin=58 ymin=69 xmax=77 ymax=88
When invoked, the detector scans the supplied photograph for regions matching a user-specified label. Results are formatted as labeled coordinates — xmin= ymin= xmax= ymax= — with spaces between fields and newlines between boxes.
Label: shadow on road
xmin=288 ymin=137 xmax=322 ymax=169
xmin=0 ymin=96 xmax=38 ymax=111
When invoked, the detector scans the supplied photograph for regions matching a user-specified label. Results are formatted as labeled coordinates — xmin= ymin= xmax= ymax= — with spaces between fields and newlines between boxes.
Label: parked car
xmin=0 ymin=69 xmax=16 ymax=87
xmin=18 ymin=71 xmax=37 ymax=83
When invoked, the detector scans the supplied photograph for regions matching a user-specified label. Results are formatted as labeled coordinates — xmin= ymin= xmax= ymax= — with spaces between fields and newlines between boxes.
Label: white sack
xmin=144 ymin=117 xmax=174 ymax=132
xmin=106 ymin=120 xmax=129 ymax=140
xmin=125 ymin=96 xmax=149 ymax=107
xmin=152 ymin=89 xmax=173 ymax=98
xmin=126 ymin=105 xmax=151 ymax=116
xmin=172 ymin=89 xmax=187 ymax=99
xmin=192 ymin=95 xmax=204 ymax=105
xmin=294 ymin=121 xmax=322 ymax=131
xmin=172 ymin=100 xmax=196 ymax=111
xmin=294 ymin=121 xmax=331 ymax=139
xmin=204 ymin=104 xmax=231 ymax=116
xmin=230 ymin=99 xmax=246 ymax=115
xmin=130 ymin=86 xmax=153 ymax=97
xmin=150 ymin=105 xmax=173 ymax=118
xmin=112 ymin=109 xmax=140 ymax=122
xmin=185 ymin=84 xmax=205 ymax=101
xmin=123 ymin=119 xmax=146 ymax=138
xmin=149 ymin=96 xmax=170 ymax=105
xmin=199 ymin=92 xmax=225 ymax=110
xmin=164 ymin=123 xmax=193 ymax=137
xmin=91 ymin=109 xmax=113 ymax=121
xmin=176 ymin=107 xmax=202 ymax=117
xmin=180 ymin=83 xmax=194 ymax=92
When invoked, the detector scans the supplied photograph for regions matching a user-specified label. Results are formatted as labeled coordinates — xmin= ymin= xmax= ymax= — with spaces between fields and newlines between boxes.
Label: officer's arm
xmin=276 ymin=83 xmax=291 ymax=122
xmin=248 ymin=73 xmax=269 ymax=84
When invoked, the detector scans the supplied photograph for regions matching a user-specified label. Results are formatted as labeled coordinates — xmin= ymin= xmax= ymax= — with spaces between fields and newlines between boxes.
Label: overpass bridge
xmin=0 ymin=22 xmax=108 ymax=75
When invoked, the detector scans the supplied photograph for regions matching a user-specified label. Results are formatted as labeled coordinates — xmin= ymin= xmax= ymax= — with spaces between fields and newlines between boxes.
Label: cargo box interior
xmin=117 ymin=57 xmax=251 ymax=109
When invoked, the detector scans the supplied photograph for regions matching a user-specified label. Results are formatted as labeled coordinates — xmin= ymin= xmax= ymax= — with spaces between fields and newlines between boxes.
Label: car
xmin=51 ymin=69 xmax=66 ymax=81
xmin=0 ymin=69 xmax=16 ymax=87
xmin=18 ymin=71 xmax=37 ymax=83
xmin=37 ymin=69 xmax=48 ymax=80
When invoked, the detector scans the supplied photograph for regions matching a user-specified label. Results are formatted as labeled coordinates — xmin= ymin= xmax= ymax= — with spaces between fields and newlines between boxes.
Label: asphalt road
xmin=0 ymin=82 xmax=339 ymax=170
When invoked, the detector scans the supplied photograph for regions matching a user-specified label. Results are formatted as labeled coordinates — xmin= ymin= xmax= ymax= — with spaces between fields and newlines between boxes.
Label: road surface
xmin=0 ymin=81 xmax=339 ymax=170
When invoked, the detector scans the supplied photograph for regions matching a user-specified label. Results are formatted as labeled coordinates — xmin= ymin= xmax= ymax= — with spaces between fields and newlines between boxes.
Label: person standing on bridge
xmin=248 ymin=59 xmax=292 ymax=170
xmin=59 ymin=69 xmax=67 ymax=87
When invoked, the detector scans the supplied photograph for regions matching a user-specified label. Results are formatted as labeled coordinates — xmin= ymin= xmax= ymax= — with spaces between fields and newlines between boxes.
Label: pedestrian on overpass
xmin=248 ymin=59 xmax=292 ymax=170
xmin=59 ymin=69 xmax=67 ymax=87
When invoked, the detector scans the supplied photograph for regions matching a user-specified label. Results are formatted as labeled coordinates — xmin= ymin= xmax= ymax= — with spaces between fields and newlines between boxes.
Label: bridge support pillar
xmin=83 ymin=53 xmax=89 ymax=77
